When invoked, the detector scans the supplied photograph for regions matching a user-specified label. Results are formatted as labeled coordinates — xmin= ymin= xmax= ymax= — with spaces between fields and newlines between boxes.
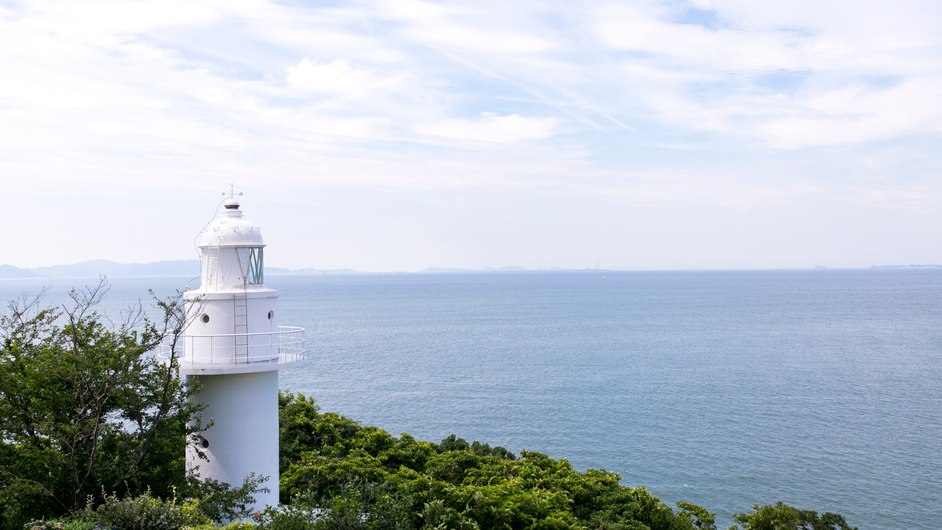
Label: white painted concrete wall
xmin=187 ymin=371 xmax=280 ymax=512
xmin=183 ymin=290 xmax=280 ymax=363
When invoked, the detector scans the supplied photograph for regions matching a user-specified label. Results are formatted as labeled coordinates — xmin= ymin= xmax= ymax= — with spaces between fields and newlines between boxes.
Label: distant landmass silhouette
xmin=0 ymin=260 xmax=201 ymax=279
xmin=0 ymin=260 xmax=359 ymax=279
xmin=420 ymin=266 xmax=528 ymax=273
xmin=0 ymin=264 xmax=40 ymax=278
xmin=419 ymin=266 xmax=591 ymax=273
xmin=870 ymin=264 xmax=942 ymax=268
xmin=0 ymin=261 xmax=593 ymax=279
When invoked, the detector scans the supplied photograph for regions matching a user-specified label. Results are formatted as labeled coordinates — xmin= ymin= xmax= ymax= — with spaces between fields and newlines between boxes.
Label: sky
xmin=1 ymin=0 xmax=941 ymax=271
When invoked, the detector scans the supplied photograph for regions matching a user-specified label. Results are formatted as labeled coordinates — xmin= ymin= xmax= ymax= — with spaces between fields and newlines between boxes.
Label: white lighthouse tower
xmin=166 ymin=198 xmax=305 ymax=511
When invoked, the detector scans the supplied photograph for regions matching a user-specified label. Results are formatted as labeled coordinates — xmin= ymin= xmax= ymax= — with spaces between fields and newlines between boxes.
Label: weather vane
xmin=224 ymin=183 xmax=243 ymax=199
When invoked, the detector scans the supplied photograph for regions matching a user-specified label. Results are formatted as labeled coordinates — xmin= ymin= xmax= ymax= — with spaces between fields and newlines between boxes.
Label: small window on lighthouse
xmin=200 ymin=437 xmax=210 ymax=450
xmin=247 ymin=247 xmax=264 ymax=285
xmin=201 ymin=314 xmax=210 ymax=324
xmin=268 ymin=310 xmax=274 ymax=320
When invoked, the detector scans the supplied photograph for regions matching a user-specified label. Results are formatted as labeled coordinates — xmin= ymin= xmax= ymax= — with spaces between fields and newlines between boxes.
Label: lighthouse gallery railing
xmin=156 ymin=326 xmax=305 ymax=366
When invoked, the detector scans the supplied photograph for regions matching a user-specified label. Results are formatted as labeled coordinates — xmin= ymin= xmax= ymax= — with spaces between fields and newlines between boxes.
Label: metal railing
xmin=157 ymin=326 xmax=305 ymax=366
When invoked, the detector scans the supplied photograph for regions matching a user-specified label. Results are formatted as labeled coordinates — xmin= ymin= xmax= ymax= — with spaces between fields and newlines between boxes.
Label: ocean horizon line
xmin=3 ymin=259 xmax=942 ymax=280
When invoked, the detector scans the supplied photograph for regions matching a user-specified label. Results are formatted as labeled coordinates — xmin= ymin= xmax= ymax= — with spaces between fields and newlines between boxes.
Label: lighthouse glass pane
xmin=201 ymin=248 xmax=218 ymax=289
xmin=248 ymin=247 xmax=264 ymax=285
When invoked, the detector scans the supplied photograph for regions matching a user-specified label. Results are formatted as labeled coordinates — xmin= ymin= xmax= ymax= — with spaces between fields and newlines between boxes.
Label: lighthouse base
xmin=187 ymin=370 xmax=280 ymax=513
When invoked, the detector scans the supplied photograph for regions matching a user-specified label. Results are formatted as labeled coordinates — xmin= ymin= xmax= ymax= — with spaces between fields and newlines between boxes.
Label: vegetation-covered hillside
xmin=272 ymin=391 xmax=856 ymax=530
xmin=278 ymin=390 xmax=714 ymax=529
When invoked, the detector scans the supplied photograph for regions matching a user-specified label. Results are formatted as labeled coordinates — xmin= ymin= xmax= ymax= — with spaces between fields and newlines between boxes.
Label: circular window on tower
xmin=197 ymin=436 xmax=210 ymax=450
xmin=201 ymin=314 xmax=210 ymax=324
xmin=268 ymin=310 xmax=274 ymax=320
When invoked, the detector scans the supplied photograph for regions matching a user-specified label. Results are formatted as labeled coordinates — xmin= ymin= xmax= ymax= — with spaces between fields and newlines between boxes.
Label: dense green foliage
xmin=277 ymin=391 xmax=716 ymax=530
xmin=78 ymin=490 xmax=208 ymax=530
xmin=729 ymin=502 xmax=856 ymax=530
xmin=0 ymin=284 xmax=206 ymax=529
xmin=275 ymin=393 xmax=856 ymax=530
xmin=184 ymin=475 xmax=270 ymax=524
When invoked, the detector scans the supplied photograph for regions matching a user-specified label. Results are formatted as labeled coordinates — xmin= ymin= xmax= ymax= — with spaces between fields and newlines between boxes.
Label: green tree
xmin=730 ymin=502 xmax=857 ymax=530
xmin=0 ymin=281 xmax=205 ymax=529
xmin=676 ymin=501 xmax=716 ymax=530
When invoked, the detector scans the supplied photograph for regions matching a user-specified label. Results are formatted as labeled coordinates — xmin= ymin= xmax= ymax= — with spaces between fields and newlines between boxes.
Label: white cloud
xmin=378 ymin=0 xmax=550 ymax=54
xmin=285 ymin=58 xmax=374 ymax=93
xmin=406 ymin=26 xmax=550 ymax=55
xmin=758 ymin=80 xmax=942 ymax=147
xmin=413 ymin=113 xmax=561 ymax=143
xmin=584 ymin=1 xmax=942 ymax=146
xmin=593 ymin=6 xmax=809 ymax=72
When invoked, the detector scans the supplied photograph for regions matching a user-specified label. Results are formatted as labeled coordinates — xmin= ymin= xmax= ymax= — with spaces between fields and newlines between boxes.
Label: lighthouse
xmin=165 ymin=198 xmax=305 ymax=511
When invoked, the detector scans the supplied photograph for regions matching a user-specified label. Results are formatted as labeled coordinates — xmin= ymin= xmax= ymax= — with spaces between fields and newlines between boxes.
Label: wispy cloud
xmin=286 ymin=59 xmax=377 ymax=94
xmin=413 ymin=113 xmax=561 ymax=143
xmin=1 ymin=0 xmax=941 ymax=268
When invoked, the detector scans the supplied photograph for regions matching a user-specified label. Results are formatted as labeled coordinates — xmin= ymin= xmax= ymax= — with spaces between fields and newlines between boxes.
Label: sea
xmin=2 ymin=269 xmax=940 ymax=530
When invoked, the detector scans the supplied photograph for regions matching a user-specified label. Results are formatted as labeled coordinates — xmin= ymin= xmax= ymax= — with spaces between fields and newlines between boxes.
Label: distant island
xmin=870 ymin=264 xmax=942 ymax=268
xmin=418 ymin=265 xmax=578 ymax=273
xmin=0 ymin=260 xmax=596 ymax=279
xmin=0 ymin=260 xmax=356 ymax=279
xmin=0 ymin=260 xmax=201 ymax=279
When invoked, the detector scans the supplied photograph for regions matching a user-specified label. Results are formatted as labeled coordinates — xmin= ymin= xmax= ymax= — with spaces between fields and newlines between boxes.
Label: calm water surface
xmin=2 ymin=270 xmax=940 ymax=529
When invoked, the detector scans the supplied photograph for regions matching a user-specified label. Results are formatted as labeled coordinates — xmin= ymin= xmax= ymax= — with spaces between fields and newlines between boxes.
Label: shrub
xmin=20 ymin=522 xmax=64 ymax=530
xmin=183 ymin=474 xmax=269 ymax=524
xmin=79 ymin=490 xmax=207 ymax=530
xmin=20 ymin=519 xmax=94 ymax=530
xmin=222 ymin=523 xmax=258 ymax=530
xmin=730 ymin=502 xmax=857 ymax=530
xmin=252 ymin=504 xmax=318 ymax=530
xmin=309 ymin=481 xmax=413 ymax=530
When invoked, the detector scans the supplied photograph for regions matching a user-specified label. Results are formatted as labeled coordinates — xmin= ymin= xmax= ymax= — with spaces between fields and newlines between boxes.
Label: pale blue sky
xmin=1 ymin=0 xmax=940 ymax=271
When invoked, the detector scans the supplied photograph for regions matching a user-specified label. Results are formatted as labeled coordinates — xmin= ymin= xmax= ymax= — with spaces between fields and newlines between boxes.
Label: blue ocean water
xmin=2 ymin=270 xmax=940 ymax=529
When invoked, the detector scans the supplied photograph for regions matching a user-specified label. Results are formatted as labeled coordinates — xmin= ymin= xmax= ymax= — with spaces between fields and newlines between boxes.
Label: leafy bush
xmin=252 ymin=503 xmax=319 ymax=530
xmin=676 ymin=501 xmax=716 ymax=530
xmin=79 ymin=490 xmax=206 ymax=530
xmin=438 ymin=435 xmax=515 ymax=460
xmin=730 ymin=502 xmax=857 ymax=530
xmin=20 ymin=522 xmax=62 ymax=530
xmin=223 ymin=523 xmax=259 ymax=530
xmin=183 ymin=473 xmax=270 ymax=523
xmin=19 ymin=519 xmax=95 ymax=530
xmin=312 ymin=481 xmax=413 ymax=530
xmin=20 ymin=523 xmax=66 ymax=530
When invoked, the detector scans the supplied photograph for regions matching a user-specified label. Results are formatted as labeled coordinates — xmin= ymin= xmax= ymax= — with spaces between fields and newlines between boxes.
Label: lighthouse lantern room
xmin=160 ymin=198 xmax=305 ymax=512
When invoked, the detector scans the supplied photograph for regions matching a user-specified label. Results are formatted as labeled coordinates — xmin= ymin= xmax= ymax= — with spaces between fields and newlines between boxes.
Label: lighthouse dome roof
xmin=197 ymin=201 xmax=265 ymax=248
